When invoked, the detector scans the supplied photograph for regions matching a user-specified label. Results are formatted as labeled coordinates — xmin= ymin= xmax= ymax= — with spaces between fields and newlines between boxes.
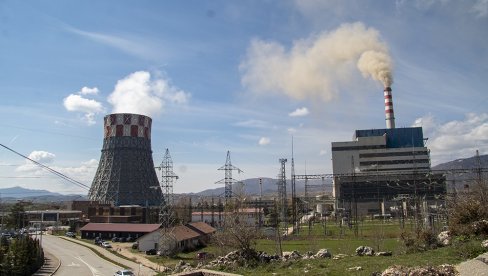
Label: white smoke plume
xmin=108 ymin=71 xmax=190 ymax=117
xmin=240 ymin=22 xmax=393 ymax=101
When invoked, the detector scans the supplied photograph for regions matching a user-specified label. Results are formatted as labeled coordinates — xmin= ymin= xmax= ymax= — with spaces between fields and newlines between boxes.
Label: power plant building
xmin=331 ymin=127 xmax=446 ymax=215
xmin=331 ymin=87 xmax=446 ymax=215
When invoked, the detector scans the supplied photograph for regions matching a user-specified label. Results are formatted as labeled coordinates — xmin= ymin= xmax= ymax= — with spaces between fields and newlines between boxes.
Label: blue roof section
xmin=354 ymin=127 xmax=425 ymax=148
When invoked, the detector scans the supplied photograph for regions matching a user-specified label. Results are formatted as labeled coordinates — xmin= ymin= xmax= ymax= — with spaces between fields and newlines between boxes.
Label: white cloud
xmin=108 ymin=71 xmax=190 ymax=117
xmin=413 ymin=113 xmax=488 ymax=164
xmin=63 ymin=93 xmax=104 ymax=125
xmin=289 ymin=107 xmax=310 ymax=117
xmin=258 ymin=137 xmax=271 ymax=146
xmin=240 ymin=22 xmax=392 ymax=102
xmin=63 ymin=94 xmax=103 ymax=113
xmin=79 ymin=87 xmax=99 ymax=95
xmin=16 ymin=150 xmax=56 ymax=172
xmin=319 ymin=149 xmax=328 ymax=156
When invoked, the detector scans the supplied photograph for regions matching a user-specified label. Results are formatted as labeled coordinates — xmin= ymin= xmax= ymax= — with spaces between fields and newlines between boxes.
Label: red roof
xmin=170 ymin=225 xmax=200 ymax=242
xmin=80 ymin=223 xmax=161 ymax=233
xmin=186 ymin=222 xmax=216 ymax=235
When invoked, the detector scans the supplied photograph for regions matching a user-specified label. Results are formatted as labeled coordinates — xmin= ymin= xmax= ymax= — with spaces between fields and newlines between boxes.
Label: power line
xmin=0 ymin=144 xmax=90 ymax=191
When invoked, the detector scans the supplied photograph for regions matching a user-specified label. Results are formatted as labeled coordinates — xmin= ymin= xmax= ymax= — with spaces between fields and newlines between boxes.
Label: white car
xmin=101 ymin=241 xmax=112 ymax=248
xmin=114 ymin=269 xmax=134 ymax=276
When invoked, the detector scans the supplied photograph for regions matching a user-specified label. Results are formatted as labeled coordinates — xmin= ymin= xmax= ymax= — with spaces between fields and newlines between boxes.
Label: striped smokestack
xmin=384 ymin=87 xmax=395 ymax=129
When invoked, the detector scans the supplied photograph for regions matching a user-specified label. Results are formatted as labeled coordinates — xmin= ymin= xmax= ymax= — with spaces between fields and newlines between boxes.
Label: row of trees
xmin=0 ymin=235 xmax=44 ymax=276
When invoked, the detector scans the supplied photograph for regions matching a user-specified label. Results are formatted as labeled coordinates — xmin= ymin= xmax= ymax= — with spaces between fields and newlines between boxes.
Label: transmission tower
xmin=159 ymin=148 xmax=178 ymax=227
xmin=157 ymin=148 xmax=179 ymax=256
xmin=216 ymin=151 xmax=242 ymax=200
xmin=277 ymin=158 xmax=288 ymax=234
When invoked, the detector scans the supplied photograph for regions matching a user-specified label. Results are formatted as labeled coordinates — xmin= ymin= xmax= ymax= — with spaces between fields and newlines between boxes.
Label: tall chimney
xmin=384 ymin=87 xmax=395 ymax=129
xmin=88 ymin=113 xmax=163 ymax=206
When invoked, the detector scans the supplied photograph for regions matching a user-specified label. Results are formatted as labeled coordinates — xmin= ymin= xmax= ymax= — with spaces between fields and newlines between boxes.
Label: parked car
xmin=65 ymin=232 xmax=76 ymax=238
xmin=95 ymin=238 xmax=104 ymax=245
xmin=101 ymin=241 xmax=112 ymax=248
xmin=126 ymin=237 xmax=134 ymax=242
xmin=112 ymin=237 xmax=119 ymax=242
xmin=145 ymin=249 xmax=157 ymax=255
xmin=131 ymin=242 xmax=138 ymax=249
xmin=114 ymin=269 xmax=134 ymax=276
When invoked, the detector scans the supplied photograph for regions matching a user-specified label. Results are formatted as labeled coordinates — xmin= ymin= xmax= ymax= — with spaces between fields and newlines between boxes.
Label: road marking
xmin=74 ymin=256 xmax=102 ymax=276
xmin=67 ymin=262 xmax=80 ymax=267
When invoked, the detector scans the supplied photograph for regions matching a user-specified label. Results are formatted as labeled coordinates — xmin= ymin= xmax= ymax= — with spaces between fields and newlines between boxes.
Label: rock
xmin=332 ymin=253 xmax=348 ymax=260
xmin=482 ymin=239 xmax=488 ymax=249
xmin=355 ymin=246 xmax=375 ymax=256
xmin=438 ymin=230 xmax=451 ymax=246
xmin=347 ymin=266 xmax=363 ymax=271
xmin=381 ymin=264 xmax=457 ymax=275
xmin=314 ymin=248 xmax=332 ymax=258
xmin=282 ymin=250 xmax=301 ymax=260
xmin=375 ymin=251 xmax=392 ymax=256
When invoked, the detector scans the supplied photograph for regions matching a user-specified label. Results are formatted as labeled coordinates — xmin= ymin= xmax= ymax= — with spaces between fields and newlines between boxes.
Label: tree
xmin=6 ymin=202 xmax=26 ymax=230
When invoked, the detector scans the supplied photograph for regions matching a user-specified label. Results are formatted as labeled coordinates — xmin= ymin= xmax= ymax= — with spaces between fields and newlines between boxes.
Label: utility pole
xmin=278 ymin=158 xmax=288 ymax=236
xmin=291 ymin=137 xmax=297 ymax=234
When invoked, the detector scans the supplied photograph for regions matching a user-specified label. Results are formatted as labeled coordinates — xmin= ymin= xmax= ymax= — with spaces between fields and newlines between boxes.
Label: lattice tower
xmin=216 ymin=151 xmax=242 ymax=200
xmin=159 ymin=148 xmax=178 ymax=227
xmin=277 ymin=158 xmax=288 ymax=230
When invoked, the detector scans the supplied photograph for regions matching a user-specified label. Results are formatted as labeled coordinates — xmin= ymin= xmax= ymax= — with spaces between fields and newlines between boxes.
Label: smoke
xmin=357 ymin=50 xmax=393 ymax=87
xmin=108 ymin=71 xmax=190 ymax=117
xmin=240 ymin=22 xmax=394 ymax=101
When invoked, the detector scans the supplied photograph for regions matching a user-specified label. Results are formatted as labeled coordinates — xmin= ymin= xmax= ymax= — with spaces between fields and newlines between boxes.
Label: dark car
xmin=145 ymin=249 xmax=157 ymax=255
xmin=65 ymin=232 xmax=76 ymax=238
xmin=126 ymin=237 xmax=134 ymax=242
xmin=112 ymin=237 xmax=119 ymax=242
xmin=118 ymin=237 xmax=126 ymax=242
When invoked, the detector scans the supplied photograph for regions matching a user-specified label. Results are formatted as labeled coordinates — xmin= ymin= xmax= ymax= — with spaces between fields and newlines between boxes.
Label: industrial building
xmin=88 ymin=113 xmax=163 ymax=206
xmin=331 ymin=87 xmax=446 ymax=216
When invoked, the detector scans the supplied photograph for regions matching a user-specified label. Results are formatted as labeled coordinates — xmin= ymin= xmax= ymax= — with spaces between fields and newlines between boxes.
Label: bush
xmin=448 ymin=180 xmax=488 ymax=237
xmin=400 ymin=229 xmax=439 ymax=253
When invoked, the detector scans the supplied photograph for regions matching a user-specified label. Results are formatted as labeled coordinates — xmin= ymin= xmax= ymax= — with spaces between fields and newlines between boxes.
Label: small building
xmin=25 ymin=210 xmax=82 ymax=229
xmin=185 ymin=222 xmax=217 ymax=244
xmin=191 ymin=208 xmax=263 ymax=227
xmin=137 ymin=225 xmax=201 ymax=253
xmin=79 ymin=223 xmax=161 ymax=240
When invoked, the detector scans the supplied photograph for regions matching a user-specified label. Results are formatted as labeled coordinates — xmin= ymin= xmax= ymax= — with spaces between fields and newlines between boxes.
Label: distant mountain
xmin=432 ymin=154 xmax=488 ymax=191
xmin=0 ymin=186 xmax=86 ymax=203
xmin=193 ymin=177 xmax=331 ymax=197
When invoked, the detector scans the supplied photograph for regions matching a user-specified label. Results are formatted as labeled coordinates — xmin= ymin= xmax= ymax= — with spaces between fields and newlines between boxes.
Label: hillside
xmin=432 ymin=154 xmax=488 ymax=191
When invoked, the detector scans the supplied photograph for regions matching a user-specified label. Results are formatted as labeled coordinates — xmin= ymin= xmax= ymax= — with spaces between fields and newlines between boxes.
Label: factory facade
xmin=331 ymin=87 xmax=446 ymax=217
xmin=331 ymin=127 xmax=446 ymax=216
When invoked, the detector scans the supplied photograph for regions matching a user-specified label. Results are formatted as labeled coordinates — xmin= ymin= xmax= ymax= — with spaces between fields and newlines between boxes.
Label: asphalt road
xmin=41 ymin=234 xmax=124 ymax=276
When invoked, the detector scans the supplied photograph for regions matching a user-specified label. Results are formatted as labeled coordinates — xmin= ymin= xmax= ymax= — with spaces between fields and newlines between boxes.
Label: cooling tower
xmin=88 ymin=113 xmax=162 ymax=206
xmin=384 ymin=87 xmax=395 ymax=129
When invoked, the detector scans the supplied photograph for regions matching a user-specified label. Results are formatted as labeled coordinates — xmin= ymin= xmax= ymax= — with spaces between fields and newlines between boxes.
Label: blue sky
xmin=0 ymin=0 xmax=487 ymax=195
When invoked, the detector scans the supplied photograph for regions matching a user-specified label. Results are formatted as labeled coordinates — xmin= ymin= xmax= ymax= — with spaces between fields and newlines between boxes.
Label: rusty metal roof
xmin=80 ymin=223 xmax=161 ymax=233
xmin=171 ymin=225 xmax=200 ymax=242
xmin=186 ymin=222 xmax=216 ymax=235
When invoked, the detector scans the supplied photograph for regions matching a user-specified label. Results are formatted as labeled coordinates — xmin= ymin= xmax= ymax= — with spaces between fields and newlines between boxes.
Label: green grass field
xmin=148 ymin=219 xmax=485 ymax=275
